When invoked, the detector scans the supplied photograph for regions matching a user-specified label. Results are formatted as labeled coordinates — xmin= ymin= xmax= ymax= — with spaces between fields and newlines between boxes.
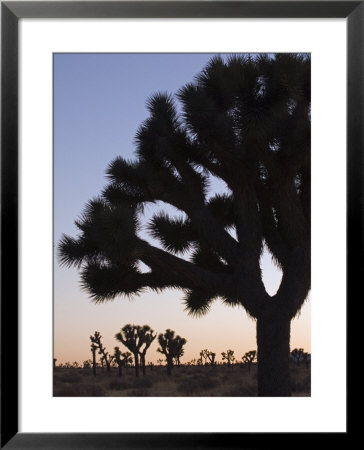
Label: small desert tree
xmin=157 ymin=329 xmax=186 ymax=375
xmin=83 ymin=359 xmax=92 ymax=369
xmin=90 ymin=331 xmax=111 ymax=372
xmin=200 ymin=349 xmax=209 ymax=366
xmin=207 ymin=351 xmax=216 ymax=367
xmin=90 ymin=342 xmax=97 ymax=376
xmin=122 ymin=351 xmax=133 ymax=370
xmin=137 ymin=325 xmax=157 ymax=376
xmin=222 ymin=349 xmax=235 ymax=368
xmin=174 ymin=335 xmax=186 ymax=367
xmin=113 ymin=346 xmax=124 ymax=377
xmin=115 ymin=324 xmax=147 ymax=378
xmin=242 ymin=350 xmax=257 ymax=372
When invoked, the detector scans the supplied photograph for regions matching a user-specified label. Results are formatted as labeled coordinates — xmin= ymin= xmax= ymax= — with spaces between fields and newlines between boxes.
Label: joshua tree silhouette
xmin=222 ymin=349 xmax=235 ymax=368
xmin=242 ymin=350 xmax=257 ymax=372
xmin=83 ymin=359 xmax=92 ymax=369
xmin=200 ymin=349 xmax=216 ymax=366
xmin=113 ymin=346 xmax=124 ymax=377
xmin=200 ymin=349 xmax=209 ymax=365
xmin=121 ymin=351 xmax=133 ymax=370
xmin=90 ymin=342 xmax=97 ymax=376
xmin=157 ymin=329 xmax=187 ymax=375
xmin=207 ymin=351 xmax=216 ymax=367
xmin=137 ymin=325 xmax=156 ymax=376
xmin=90 ymin=331 xmax=111 ymax=373
xmin=59 ymin=54 xmax=310 ymax=396
xmin=115 ymin=324 xmax=154 ymax=378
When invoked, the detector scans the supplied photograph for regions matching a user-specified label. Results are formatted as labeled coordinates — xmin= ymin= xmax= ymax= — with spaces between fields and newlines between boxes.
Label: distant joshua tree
xmin=291 ymin=348 xmax=305 ymax=366
xmin=83 ymin=359 xmax=92 ymax=369
xmin=157 ymin=358 xmax=164 ymax=366
xmin=157 ymin=329 xmax=187 ymax=375
xmin=242 ymin=350 xmax=257 ymax=372
xmin=90 ymin=331 xmax=111 ymax=372
xmin=115 ymin=324 xmax=149 ymax=378
xmin=90 ymin=342 xmax=97 ymax=376
xmin=137 ymin=325 xmax=157 ymax=376
xmin=200 ymin=349 xmax=216 ymax=366
xmin=222 ymin=350 xmax=235 ymax=368
xmin=53 ymin=358 xmax=57 ymax=369
xmin=200 ymin=349 xmax=209 ymax=365
xmin=121 ymin=351 xmax=133 ymax=369
xmin=113 ymin=346 xmax=124 ymax=377
xmin=207 ymin=351 xmax=216 ymax=367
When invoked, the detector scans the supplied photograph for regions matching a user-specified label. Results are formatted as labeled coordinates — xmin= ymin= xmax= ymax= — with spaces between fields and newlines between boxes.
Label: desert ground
xmin=53 ymin=363 xmax=310 ymax=397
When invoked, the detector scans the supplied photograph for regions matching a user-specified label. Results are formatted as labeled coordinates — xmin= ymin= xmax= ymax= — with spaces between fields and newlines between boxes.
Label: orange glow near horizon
xmin=54 ymin=262 xmax=310 ymax=366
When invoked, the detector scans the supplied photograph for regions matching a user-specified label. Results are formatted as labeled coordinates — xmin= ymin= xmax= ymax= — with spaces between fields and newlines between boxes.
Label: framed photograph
xmin=2 ymin=1 xmax=357 ymax=448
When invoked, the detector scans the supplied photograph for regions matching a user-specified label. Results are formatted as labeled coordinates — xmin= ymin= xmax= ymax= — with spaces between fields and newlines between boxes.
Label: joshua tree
xmin=59 ymin=54 xmax=310 ymax=396
xmin=291 ymin=348 xmax=305 ymax=366
xmin=222 ymin=350 xmax=235 ymax=368
xmin=137 ymin=325 xmax=157 ymax=376
xmin=174 ymin=335 xmax=186 ymax=367
xmin=90 ymin=331 xmax=111 ymax=372
xmin=121 ymin=351 xmax=133 ymax=370
xmin=200 ymin=349 xmax=209 ymax=366
xmin=113 ymin=346 xmax=124 ymax=377
xmin=53 ymin=358 xmax=57 ymax=369
xmin=157 ymin=329 xmax=187 ymax=375
xmin=207 ymin=351 xmax=216 ymax=367
xmin=83 ymin=359 xmax=92 ymax=369
xmin=115 ymin=324 xmax=144 ymax=378
xmin=242 ymin=350 xmax=257 ymax=372
xmin=90 ymin=342 xmax=98 ymax=375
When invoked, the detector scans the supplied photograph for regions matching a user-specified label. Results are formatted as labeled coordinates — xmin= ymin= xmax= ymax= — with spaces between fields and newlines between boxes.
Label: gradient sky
xmin=54 ymin=53 xmax=310 ymax=366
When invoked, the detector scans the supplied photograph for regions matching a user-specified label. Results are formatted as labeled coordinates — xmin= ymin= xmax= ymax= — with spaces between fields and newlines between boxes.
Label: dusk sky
xmin=54 ymin=53 xmax=310 ymax=366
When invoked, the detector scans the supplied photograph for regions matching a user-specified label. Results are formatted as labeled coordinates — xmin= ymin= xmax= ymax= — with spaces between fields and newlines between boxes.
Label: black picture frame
xmin=1 ymin=1 xmax=357 ymax=448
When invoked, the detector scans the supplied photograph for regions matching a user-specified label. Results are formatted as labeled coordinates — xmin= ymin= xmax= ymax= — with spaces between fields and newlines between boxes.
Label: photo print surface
xmin=54 ymin=53 xmax=311 ymax=397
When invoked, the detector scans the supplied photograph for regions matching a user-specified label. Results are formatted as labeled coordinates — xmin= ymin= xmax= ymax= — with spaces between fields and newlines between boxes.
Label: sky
xmin=54 ymin=53 xmax=310 ymax=366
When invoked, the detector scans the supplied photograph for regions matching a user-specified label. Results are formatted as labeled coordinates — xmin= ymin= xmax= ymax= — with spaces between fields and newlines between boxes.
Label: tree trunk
xmin=92 ymin=351 xmax=96 ymax=376
xmin=257 ymin=315 xmax=291 ymax=396
xmin=167 ymin=357 xmax=173 ymax=376
xmin=118 ymin=364 xmax=122 ymax=377
xmin=140 ymin=354 xmax=146 ymax=376
xmin=134 ymin=353 xmax=139 ymax=378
